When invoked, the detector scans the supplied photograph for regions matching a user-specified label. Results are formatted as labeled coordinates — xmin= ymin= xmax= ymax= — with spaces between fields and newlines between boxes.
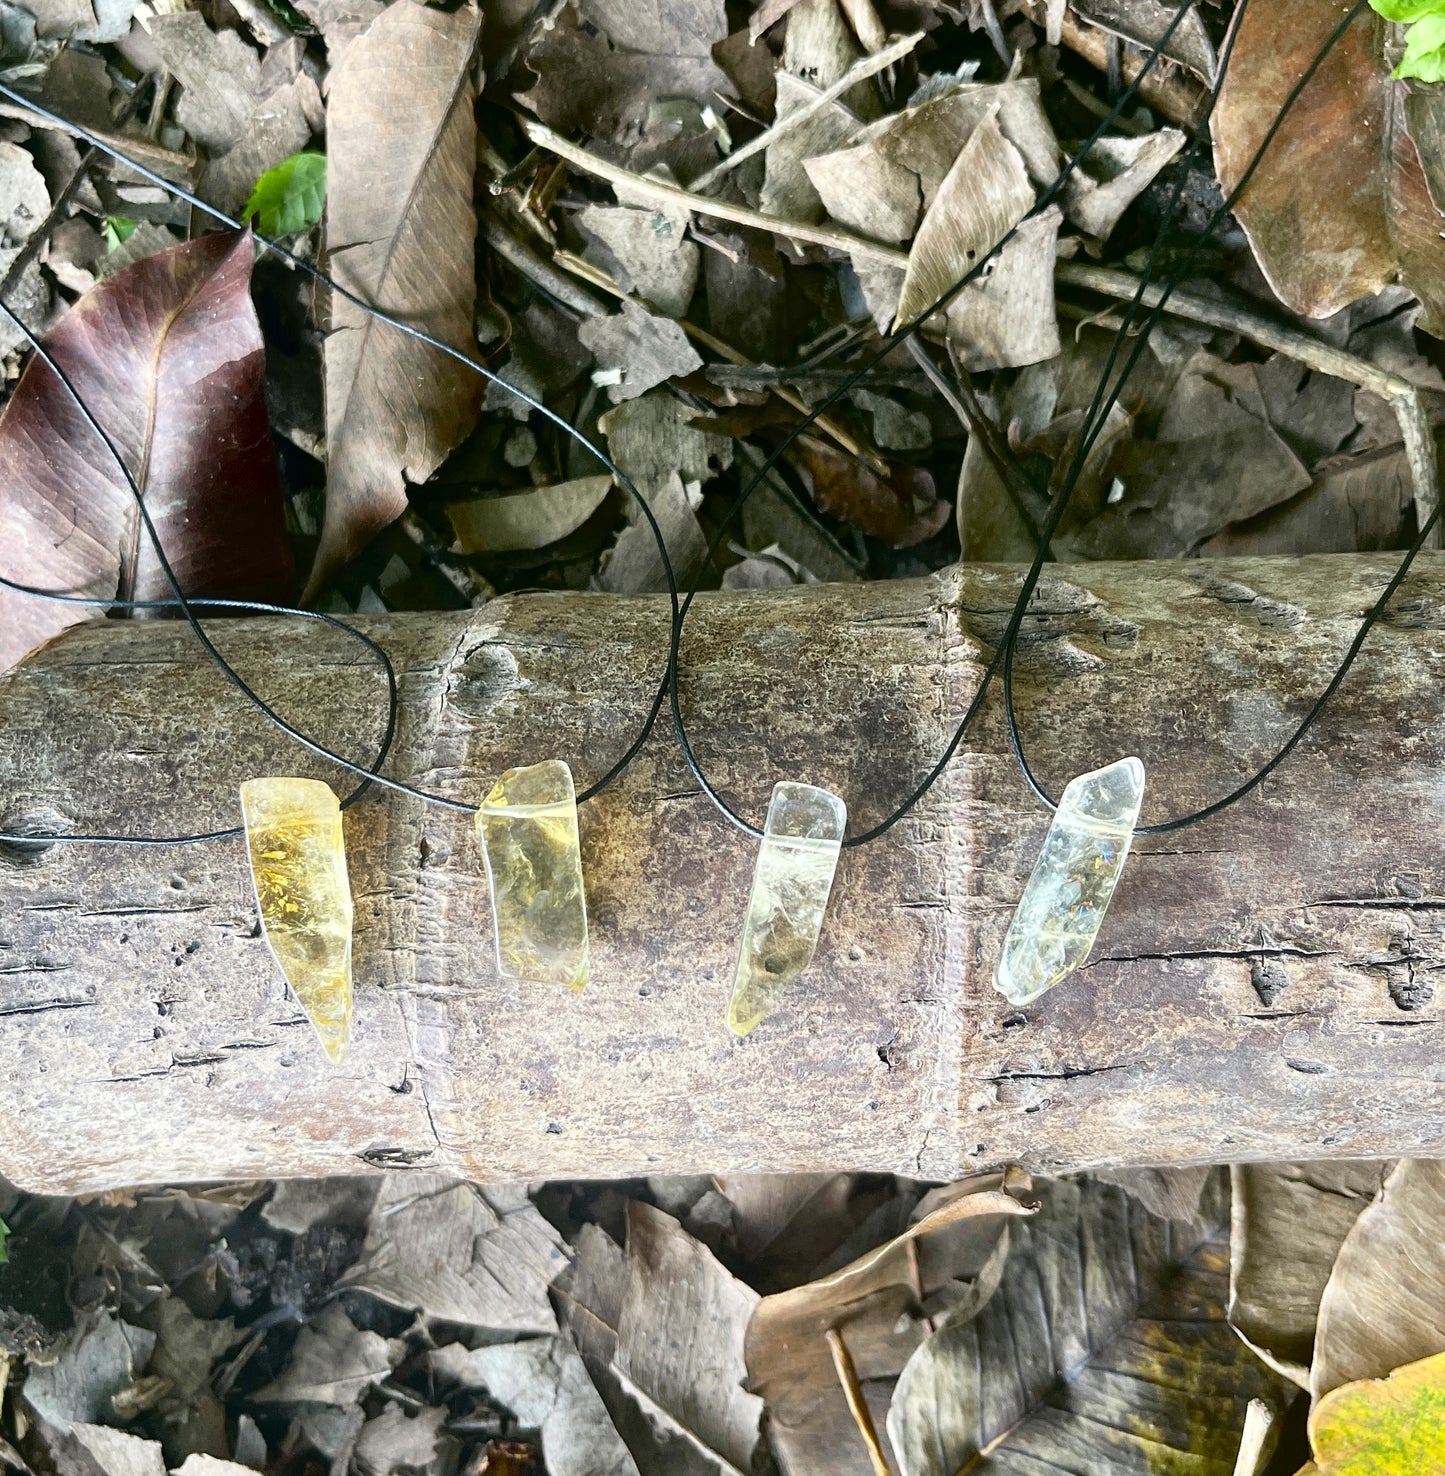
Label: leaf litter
xmin=0 ymin=0 xmax=1444 ymax=1468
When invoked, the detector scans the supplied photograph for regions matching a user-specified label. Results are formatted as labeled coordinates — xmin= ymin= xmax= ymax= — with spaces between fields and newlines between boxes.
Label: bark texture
xmin=1 ymin=554 xmax=1443 ymax=1193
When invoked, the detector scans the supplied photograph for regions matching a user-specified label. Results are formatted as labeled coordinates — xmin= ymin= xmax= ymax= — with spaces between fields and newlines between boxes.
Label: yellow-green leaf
xmin=1309 ymin=1351 xmax=1445 ymax=1474
xmin=244 ymin=151 xmax=326 ymax=237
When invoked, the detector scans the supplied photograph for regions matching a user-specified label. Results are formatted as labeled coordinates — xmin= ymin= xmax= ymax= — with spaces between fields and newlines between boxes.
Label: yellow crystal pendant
xmin=995 ymin=756 xmax=1145 ymax=1006
xmin=240 ymin=777 xmax=354 ymax=1064
xmin=475 ymin=759 xmax=589 ymax=988
xmin=728 ymin=781 xmax=847 ymax=1037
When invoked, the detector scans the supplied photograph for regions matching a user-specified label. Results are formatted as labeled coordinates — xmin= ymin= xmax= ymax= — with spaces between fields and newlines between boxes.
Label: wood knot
xmin=447 ymin=642 xmax=520 ymax=721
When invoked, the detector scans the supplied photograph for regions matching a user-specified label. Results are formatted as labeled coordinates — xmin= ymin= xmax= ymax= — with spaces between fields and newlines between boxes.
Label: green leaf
xmin=102 ymin=216 xmax=139 ymax=252
xmin=1397 ymin=14 xmax=1445 ymax=78
xmin=0 ymin=1216 xmax=10 ymax=1265
xmin=1310 ymin=1352 xmax=1445 ymax=1474
xmin=244 ymin=151 xmax=326 ymax=237
xmin=1371 ymin=0 xmax=1445 ymax=21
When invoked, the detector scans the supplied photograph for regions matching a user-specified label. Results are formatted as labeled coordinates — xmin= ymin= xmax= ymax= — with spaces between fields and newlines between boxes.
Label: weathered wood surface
xmin=2 ymin=554 xmax=1443 ymax=1194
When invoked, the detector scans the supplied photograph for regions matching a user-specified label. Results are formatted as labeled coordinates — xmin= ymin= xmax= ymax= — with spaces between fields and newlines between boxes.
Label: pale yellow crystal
xmin=240 ymin=777 xmax=354 ymax=1064
xmin=476 ymin=759 xmax=589 ymax=988
xmin=728 ymin=781 xmax=846 ymax=1037
xmin=995 ymin=756 xmax=1145 ymax=1006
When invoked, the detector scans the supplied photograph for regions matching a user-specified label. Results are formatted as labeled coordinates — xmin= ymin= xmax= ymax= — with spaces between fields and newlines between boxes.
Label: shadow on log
xmin=1 ymin=555 xmax=1442 ymax=1193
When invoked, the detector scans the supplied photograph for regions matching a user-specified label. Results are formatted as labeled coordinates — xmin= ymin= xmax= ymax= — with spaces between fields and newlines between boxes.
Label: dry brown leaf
xmin=1072 ymin=0 xmax=1218 ymax=81
xmin=746 ymin=1173 xmax=1035 ymax=1476
xmin=340 ymin=1177 xmax=569 ymax=1334
xmin=894 ymin=108 xmax=1034 ymax=330
xmin=761 ymin=72 xmax=864 ymax=223
xmin=146 ymin=13 xmax=261 ymax=154
xmin=886 ymin=1177 xmax=1287 ymax=1476
xmin=289 ymin=0 xmax=384 ymax=65
xmin=311 ymin=0 xmax=482 ymax=596
xmin=446 ymin=476 xmax=615 ymax=555
xmin=1200 ymin=439 xmax=1418 ymax=557
xmin=1229 ymin=1162 xmax=1392 ymax=1389
xmin=1213 ymin=0 xmax=1445 ymax=329
xmin=791 ymin=433 xmax=949 ymax=547
xmin=1312 ymin=1160 xmax=1445 ymax=1403
xmin=252 ymin=1303 xmax=400 ymax=1406
xmin=1064 ymin=128 xmax=1185 ymax=240
xmin=579 ymin=201 xmax=699 ymax=319
xmin=577 ymin=299 xmax=703 ymax=402
xmin=431 ymin=1341 xmax=636 ymax=1476
xmin=201 ymin=41 xmax=325 ymax=217
xmin=0 ymin=229 xmax=292 ymax=675
xmin=518 ymin=0 xmax=732 ymax=145
xmin=943 ymin=204 xmax=1061 ymax=370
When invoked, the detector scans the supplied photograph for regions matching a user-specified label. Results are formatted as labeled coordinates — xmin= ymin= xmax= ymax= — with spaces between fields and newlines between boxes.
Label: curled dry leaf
xmin=886 ymin=1176 xmax=1289 ymax=1476
xmin=446 ymin=476 xmax=615 ymax=555
xmin=554 ymin=1202 xmax=763 ymax=1474
xmin=251 ymin=1303 xmax=400 ymax=1406
xmin=339 ymin=1177 xmax=569 ymax=1334
xmin=744 ymin=1171 xmax=1035 ymax=1476
xmin=0 ymin=228 xmax=292 ymax=675
xmin=1309 ymin=1350 xmax=1445 ymax=1475
xmin=312 ymin=0 xmax=483 ymax=597
xmin=1213 ymin=0 xmax=1445 ymax=328
xmin=1229 ymin=1161 xmax=1391 ymax=1389
xmin=1312 ymin=1159 xmax=1445 ymax=1402
xmin=791 ymin=433 xmax=949 ymax=547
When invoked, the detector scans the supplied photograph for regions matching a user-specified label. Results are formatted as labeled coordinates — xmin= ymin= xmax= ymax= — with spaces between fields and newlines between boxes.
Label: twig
xmin=706 ymin=364 xmax=922 ymax=389
xmin=825 ymin=1328 xmax=894 ymax=1476
xmin=1056 ymin=260 xmax=1442 ymax=547
xmin=1053 ymin=8 xmax=1207 ymax=127
xmin=0 ymin=145 xmax=100 ymax=302
xmin=688 ymin=31 xmax=923 ymax=193
xmin=905 ymin=335 xmax=1048 ymax=555
xmin=979 ymin=0 xmax=1013 ymax=66
xmin=0 ymin=102 xmax=195 ymax=183
xmin=480 ymin=213 xmax=609 ymax=319
xmin=520 ymin=118 xmax=911 ymax=269
xmin=1231 ymin=1400 xmax=1273 ymax=1476
xmin=839 ymin=0 xmax=889 ymax=52
xmin=551 ymin=248 xmax=891 ymax=476
xmin=398 ymin=511 xmax=494 ymax=607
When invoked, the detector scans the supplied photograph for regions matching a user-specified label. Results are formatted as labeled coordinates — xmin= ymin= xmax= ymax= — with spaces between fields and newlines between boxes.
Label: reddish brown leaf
xmin=1213 ymin=0 xmax=1445 ymax=328
xmin=791 ymin=433 xmax=950 ymax=547
xmin=0 ymin=228 xmax=292 ymax=674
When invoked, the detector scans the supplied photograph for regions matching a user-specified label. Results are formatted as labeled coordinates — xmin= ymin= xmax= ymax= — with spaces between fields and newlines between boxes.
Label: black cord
xmin=0 ymin=592 xmax=396 ymax=845
xmin=0 ymin=79 xmax=682 ymax=842
xmin=667 ymin=0 xmax=1235 ymax=846
xmin=1001 ymin=0 xmax=1403 ymax=838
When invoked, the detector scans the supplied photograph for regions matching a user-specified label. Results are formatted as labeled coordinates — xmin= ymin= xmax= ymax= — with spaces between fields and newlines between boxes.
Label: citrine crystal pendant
xmin=475 ymin=759 xmax=589 ymax=988
xmin=240 ymin=777 xmax=354 ymax=1064
xmin=995 ymin=756 xmax=1145 ymax=1006
xmin=728 ymin=781 xmax=847 ymax=1038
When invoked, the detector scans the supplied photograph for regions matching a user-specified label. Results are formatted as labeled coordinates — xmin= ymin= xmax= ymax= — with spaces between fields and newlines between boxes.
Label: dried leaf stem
xmin=0 ymin=145 xmax=100 ymax=302
xmin=824 ymin=1328 xmax=894 ymax=1476
xmin=688 ymin=30 xmax=925 ymax=194
xmin=520 ymin=118 xmax=911 ymax=268
xmin=1057 ymin=260 xmax=1442 ymax=546
xmin=1231 ymin=1399 xmax=1274 ymax=1476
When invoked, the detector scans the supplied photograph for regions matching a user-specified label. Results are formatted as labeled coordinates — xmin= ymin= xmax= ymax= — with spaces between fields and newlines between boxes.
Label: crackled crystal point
xmin=995 ymin=756 xmax=1145 ymax=1006
xmin=476 ymin=759 xmax=589 ymax=988
xmin=240 ymin=777 xmax=354 ymax=1064
xmin=728 ymin=781 xmax=847 ymax=1037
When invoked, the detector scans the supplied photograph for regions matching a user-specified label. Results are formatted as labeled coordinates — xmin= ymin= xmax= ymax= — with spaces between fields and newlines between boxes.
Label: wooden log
xmin=2 ymin=554 xmax=1444 ymax=1194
